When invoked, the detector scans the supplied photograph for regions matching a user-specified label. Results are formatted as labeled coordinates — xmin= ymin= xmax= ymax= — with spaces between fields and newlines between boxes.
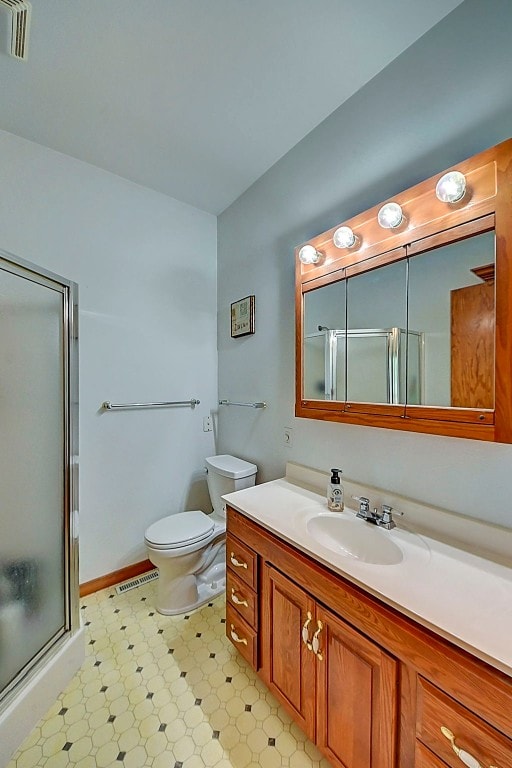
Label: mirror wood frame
xmin=295 ymin=139 xmax=512 ymax=442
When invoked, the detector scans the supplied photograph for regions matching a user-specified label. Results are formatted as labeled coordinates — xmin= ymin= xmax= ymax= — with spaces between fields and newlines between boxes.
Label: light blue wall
xmin=0 ymin=130 xmax=218 ymax=582
xmin=217 ymin=0 xmax=512 ymax=527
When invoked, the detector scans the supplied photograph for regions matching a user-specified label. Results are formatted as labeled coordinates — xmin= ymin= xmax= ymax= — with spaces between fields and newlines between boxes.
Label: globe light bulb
xmin=435 ymin=171 xmax=466 ymax=203
xmin=333 ymin=226 xmax=356 ymax=249
xmin=377 ymin=202 xmax=403 ymax=229
xmin=298 ymin=244 xmax=321 ymax=264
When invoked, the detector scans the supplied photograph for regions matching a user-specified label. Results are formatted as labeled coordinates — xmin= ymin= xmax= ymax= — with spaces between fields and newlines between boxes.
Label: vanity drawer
xmin=414 ymin=741 xmax=451 ymax=767
xmin=416 ymin=678 xmax=512 ymax=768
xmin=226 ymin=569 xmax=257 ymax=628
xmin=226 ymin=534 xmax=258 ymax=589
xmin=226 ymin=604 xmax=257 ymax=669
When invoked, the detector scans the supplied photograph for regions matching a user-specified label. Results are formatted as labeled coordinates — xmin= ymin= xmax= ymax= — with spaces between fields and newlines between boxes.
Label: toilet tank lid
xmin=205 ymin=454 xmax=257 ymax=479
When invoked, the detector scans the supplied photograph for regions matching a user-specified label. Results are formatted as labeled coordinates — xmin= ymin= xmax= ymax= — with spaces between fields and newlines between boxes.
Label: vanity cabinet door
xmin=261 ymin=565 xmax=316 ymax=740
xmin=316 ymin=604 xmax=398 ymax=768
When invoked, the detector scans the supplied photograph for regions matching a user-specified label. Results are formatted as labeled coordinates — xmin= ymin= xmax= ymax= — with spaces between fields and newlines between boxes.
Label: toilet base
xmin=155 ymin=566 xmax=226 ymax=616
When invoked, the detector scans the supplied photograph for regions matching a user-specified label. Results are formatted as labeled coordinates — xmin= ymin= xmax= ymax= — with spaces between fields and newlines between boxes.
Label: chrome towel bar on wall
xmin=102 ymin=398 xmax=200 ymax=411
xmin=219 ymin=399 xmax=267 ymax=409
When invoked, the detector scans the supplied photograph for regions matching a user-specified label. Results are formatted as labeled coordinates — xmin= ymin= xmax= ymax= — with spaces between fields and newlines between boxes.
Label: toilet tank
xmin=205 ymin=455 xmax=257 ymax=518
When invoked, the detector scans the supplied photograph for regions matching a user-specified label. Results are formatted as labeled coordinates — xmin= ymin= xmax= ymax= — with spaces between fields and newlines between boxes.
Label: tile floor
xmin=8 ymin=581 xmax=331 ymax=768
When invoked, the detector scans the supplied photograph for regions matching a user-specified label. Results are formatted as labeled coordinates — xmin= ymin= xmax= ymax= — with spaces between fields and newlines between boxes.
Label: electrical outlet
xmin=203 ymin=415 xmax=213 ymax=432
xmin=284 ymin=427 xmax=293 ymax=447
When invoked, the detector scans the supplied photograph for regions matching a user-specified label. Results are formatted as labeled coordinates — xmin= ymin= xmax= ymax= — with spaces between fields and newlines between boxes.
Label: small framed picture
xmin=231 ymin=295 xmax=255 ymax=338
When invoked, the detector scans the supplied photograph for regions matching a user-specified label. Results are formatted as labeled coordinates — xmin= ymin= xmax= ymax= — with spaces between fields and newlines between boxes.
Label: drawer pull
xmin=230 ymin=624 xmax=248 ymax=646
xmin=302 ymin=611 xmax=313 ymax=650
xmin=231 ymin=588 xmax=248 ymax=607
xmin=230 ymin=553 xmax=248 ymax=569
xmin=312 ymin=620 xmax=324 ymax=661
xmin=440 ymin=727 xmax=499 ymax=768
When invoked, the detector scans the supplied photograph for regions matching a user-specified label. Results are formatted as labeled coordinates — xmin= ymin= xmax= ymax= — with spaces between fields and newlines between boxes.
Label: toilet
xmin=144 ymin=454 xmax=257 ymax=615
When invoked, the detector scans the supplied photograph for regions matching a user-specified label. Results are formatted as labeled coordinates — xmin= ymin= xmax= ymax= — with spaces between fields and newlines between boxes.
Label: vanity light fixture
xmin=333 ymin=226 xmax=357 ymax=249
xmin=377 ymin=202 xmax=403 ymax=229
xmin=298 ymin=244 xmax=322 ymax=264
xmin=435 ymin=170 xmax=467 ymax=203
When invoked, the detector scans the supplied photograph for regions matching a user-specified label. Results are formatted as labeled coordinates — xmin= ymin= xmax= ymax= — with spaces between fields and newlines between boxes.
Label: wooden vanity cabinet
xmin=262 ymin=564 xmax=397 ymax=767
xmin=226 ymin=506 xmax=512 ymax=768
xmin=225 ymin=532 xmax=259 ymax=668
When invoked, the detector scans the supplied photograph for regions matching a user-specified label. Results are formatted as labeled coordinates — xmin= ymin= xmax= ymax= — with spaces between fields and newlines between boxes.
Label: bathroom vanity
xmin=224 ymin=470 xmax=512 ymax=768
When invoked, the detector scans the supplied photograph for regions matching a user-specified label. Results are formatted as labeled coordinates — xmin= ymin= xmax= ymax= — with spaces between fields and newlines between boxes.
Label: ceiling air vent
xmin=0 ymin=0 xmax=31 ymax=61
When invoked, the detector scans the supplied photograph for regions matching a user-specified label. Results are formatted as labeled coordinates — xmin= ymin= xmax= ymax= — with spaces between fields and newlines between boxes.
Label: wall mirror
xmin=296 ymin=140 xmax=511 ymax=442
xmin=408 ymin=229 xmax=495 ymax=411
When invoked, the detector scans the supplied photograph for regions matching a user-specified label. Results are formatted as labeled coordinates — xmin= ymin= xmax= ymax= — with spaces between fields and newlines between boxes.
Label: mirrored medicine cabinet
xmin=295 ymin=139 xmax=512 ymax=442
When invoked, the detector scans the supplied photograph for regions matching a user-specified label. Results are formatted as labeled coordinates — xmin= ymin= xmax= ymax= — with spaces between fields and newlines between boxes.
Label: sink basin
xmin=307 ymin=513 xmax=404 ymax=565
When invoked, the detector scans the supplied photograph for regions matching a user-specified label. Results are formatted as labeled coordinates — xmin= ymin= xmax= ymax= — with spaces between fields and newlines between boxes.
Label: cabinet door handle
xmin=302 ymin=611 xmax=313 ymax=650
xmin=230 ymin=624 xmax=248 ymax=646
xmin=312 ymin=620 xmax=324 ymax=661
xmin=230 ymin=553 xmax=248 ymax=569
xmin=440 ymin=727 xmax=499 ymax=768
xmin=231 ymin=588 xmax=248 ymax=607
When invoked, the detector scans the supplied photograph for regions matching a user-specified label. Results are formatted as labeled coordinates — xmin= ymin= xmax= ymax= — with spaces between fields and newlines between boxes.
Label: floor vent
xmin=115 ymin=569 xmax=159 ymax=594
xmin=0 ymin=0 xmax=32 ymax=60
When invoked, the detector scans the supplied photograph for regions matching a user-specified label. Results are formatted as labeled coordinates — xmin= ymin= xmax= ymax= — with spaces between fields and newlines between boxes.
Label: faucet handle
xmin=351 ymin=495 xmax=370 ymax=516
xmin=381 ymin=504 xmax=404 ymax=517
xmin=378 ymin=505 xmax=404 ymax=529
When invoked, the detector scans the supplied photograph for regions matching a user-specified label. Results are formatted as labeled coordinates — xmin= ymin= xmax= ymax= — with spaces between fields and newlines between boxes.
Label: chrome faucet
xmin=351 ymin=496 xmax=403 ymax=529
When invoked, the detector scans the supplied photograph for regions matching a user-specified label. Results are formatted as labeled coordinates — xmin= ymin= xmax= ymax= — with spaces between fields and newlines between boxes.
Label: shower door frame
xmin=305 ymin=327 xmax=425 ymax=404
xmin=0 ymin=248 xmax=79 ymax=708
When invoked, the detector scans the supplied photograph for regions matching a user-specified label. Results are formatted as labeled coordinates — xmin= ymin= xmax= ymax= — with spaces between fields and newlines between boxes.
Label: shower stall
xmin=305 ymin=326 xmax=424 ymax=404
xmin=0 ymin=249 xmax=83 ymax=763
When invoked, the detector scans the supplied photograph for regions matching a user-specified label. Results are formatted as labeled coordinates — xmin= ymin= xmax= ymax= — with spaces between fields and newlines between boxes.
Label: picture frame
xmin=231 ymin=295 xmax=255 ymax=338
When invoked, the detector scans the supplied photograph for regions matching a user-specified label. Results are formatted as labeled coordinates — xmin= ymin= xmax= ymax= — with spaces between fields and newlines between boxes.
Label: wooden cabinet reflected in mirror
xmin=451 ymin=260 xmax=494 ymax=410
xmin=296 ymin=140 xmax=512 ymax=442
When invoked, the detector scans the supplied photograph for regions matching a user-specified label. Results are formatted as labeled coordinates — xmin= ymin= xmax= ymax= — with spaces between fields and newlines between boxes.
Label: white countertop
xmin=223 ymin=476 xmax=512 ymax=677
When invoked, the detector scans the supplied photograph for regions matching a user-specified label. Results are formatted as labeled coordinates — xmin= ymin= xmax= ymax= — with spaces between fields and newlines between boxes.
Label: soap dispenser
xmin=327 ymin=468 xmax=344 ymax=511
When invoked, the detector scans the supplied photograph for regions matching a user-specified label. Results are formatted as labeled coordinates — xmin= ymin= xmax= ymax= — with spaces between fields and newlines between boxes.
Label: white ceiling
xmin=0 ymin=0 xmax=463 ymax=214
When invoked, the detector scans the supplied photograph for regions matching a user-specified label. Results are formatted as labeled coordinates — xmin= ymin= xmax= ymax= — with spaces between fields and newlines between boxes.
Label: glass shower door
xmin=0 ymin=256 xmax=75 ymax=699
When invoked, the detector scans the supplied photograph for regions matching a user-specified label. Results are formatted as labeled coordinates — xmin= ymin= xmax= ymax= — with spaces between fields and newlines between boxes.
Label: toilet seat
xmin=145 ymin=510 xmax=215 ymax=550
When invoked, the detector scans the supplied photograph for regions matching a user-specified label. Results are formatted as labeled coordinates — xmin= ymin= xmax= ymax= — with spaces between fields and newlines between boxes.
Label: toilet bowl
xmin=144 ymin=455 xmax=257 ymax=615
